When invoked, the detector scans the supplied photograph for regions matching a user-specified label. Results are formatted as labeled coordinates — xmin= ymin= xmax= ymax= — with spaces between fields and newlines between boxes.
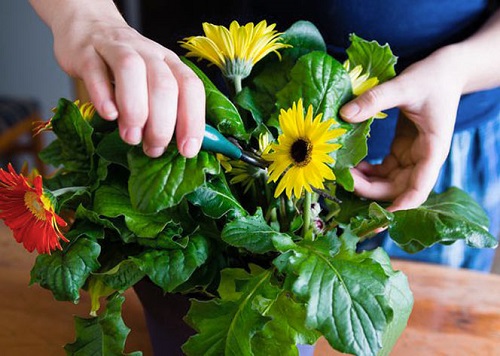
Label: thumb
xmin=340 ymin=78 xmax=407 ymax=123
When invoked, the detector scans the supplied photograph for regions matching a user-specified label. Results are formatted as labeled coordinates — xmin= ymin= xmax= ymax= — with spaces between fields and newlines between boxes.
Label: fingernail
xmin=124 ymin=127 xmax=142 ymax=145
xmin=145 ymin=146 xmax=165 ymax=158
xmin=102 ymin=100 xmax=118 ymax=120
xmin=340 ymin=102 xmax=360 ymax=119
xmin=182 ymin=138 xmax=201 ymax=158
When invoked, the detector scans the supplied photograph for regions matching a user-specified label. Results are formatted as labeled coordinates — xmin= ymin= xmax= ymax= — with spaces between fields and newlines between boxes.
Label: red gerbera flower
xmin=0 ymin=164 xmax=68 ymax=254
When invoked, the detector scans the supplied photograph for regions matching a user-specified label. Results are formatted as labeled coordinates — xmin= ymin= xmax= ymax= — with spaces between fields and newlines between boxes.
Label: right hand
xmin=51 ymin=14 xmax=205 ymax=158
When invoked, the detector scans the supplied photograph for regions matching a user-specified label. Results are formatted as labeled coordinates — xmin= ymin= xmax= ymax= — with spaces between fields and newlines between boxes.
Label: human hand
xmin=50 ymin=8 xmax=205 ymax=158
xmin=340 ymin=46 xmax=465 ymax=211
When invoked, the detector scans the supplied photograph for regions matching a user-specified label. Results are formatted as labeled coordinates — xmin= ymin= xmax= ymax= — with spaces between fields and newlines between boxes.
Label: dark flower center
xmin=290 ymin=138 xmax=312 ymax=166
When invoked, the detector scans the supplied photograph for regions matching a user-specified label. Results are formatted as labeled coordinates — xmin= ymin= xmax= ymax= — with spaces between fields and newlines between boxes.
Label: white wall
xmin=0 ymin=2 xmax=73 ymax=121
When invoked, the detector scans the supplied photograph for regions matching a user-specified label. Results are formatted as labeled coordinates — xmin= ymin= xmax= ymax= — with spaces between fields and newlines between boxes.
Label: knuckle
xmin=179 ymin=73 xmax=204 ymax=91
xmin=150 ymin=73 xmax=179 ymax=94
xmin=362 ymin=87 xmax=383 ymax=107
xmin=116 ymin=52 xmax=145 ymax=72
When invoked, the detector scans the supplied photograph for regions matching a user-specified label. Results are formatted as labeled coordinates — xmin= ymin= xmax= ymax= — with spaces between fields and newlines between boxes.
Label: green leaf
xmin=128 ymin=145 xmax=219 ymax=213
xmin=183 ymin=267 xmax=280 ymax=356
xmin=221 ymin=208 xmax=283 ymax=254
xmin=94 ymin=182 xmax=179 ymax=238
xmin=96 ymin=130 xmax=131 ymax=168
xmin=390 ymin=187 xmax=497 ymax=253
xmin=333 ymin=120 xmax=371 ymax=191
xmin=346 ymin=34 xmax=398 ymax=82
xmin=273 ymin=234 xmax=394 ymax=356
xmin=132 ymin=235 xmax=209 ymax=292
xmin=64 ymin=294 xmax=141 ymax=355
xmin=30 ymin=238 xmax=101 ymax=302
xmin=281 ymin=20 xmax=326 ymax=56
xmin=351 ymin=202 xmax=394 ymax=237
xmin=188 ymin=177 xmax=246 ymax=219
xmin=75 ymin=205 xmax=122 ymax=236
xmin=94 ymin=259 xmax=146 ymax=292
xmin=181 ymin=57 xmax=248 ymax=140
xmin=276 ymin=51 xmax=351 ymax=123
xmin=251 ymin=292 xmax=320 ymax=356
xmin=371 ymin=249 xmax=413 ymax=356
xmin=45 ymin=98 xmax=95 ymax=173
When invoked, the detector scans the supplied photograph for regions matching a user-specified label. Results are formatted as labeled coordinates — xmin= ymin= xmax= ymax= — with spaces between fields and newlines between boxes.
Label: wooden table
xmin=1 ymin=225 xmax=500 ymax=355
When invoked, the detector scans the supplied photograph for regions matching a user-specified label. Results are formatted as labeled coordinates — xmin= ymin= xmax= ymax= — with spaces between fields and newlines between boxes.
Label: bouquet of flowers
xmin=0 ymin=20 xmax=496 ymax=355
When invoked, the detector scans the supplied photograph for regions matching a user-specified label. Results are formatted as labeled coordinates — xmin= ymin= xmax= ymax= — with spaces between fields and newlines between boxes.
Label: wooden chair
xmin=0 ymin=96 xmax=46 ymax=176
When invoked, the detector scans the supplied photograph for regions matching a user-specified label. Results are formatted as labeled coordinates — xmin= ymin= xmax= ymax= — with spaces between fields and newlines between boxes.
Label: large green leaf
xmin=275 ymin=51 xmax=351 ymax=122
xmin=127 ymin=145 xmax=219 ymax=213
xmin=132 ymin=235 xmax=209 ymax=292
xmin=273 ymin=233 xmax=394 ymax=356
xmin=183 ymin=266 xmax=280 ymax=356
xmin=221 ymin=208 xmax=282 ymax=254
xmin=188 ymin=177 xmax=247 ymax=219
xmin=346 ymin=34 xmax=398 ymax=82
xmin=181 ymin=57 xmax=248 ymax=140
xmin=370 ymin=248 xmax=413 ymax=356
xmin=42 ymin=98 xmax=95 ymax=173
xmin=64 ymin=294 xmax=140 ymax=355
xmin=390 ymin=187 xmax=497 ymax=253
xmin=30 ymin=238 xmax=101 ymax=302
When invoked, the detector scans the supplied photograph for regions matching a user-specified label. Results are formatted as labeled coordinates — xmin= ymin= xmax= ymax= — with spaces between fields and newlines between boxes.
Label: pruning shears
xmin=201 ymin=124 xmax=268 ymax=169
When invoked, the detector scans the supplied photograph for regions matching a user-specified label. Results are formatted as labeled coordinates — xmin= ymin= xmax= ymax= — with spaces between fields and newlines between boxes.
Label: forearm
xmin=450 ymin=9 xmax=500 ymax=94
xmin=29 ymin=0 xmax=126 ymax=32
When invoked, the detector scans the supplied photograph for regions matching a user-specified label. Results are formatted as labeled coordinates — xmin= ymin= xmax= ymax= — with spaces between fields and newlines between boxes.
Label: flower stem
xmin=303 ymin=191 xmax=312 ymax=240
xmin=233 ymin=75 xmax=242 ymax=94
xmin=51 ymin=186 xmax=87 ymax=197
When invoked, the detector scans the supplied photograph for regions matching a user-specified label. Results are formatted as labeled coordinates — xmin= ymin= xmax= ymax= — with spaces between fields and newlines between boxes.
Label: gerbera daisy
xmin=180 ymin=20 xmax=290 ymax=82
xmin=344 ymin=60 xmax=387 ymax=119
xmin=0 ymin=164 xmax=68 ymax=254
xmin=263 ymin=99 xmax=346 ymax=199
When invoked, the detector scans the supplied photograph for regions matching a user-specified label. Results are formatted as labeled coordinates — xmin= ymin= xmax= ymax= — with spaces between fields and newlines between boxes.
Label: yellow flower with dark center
xmin=263 ymin=100 xmax=346 ymax=199
xmin=180 ymin=20 xmax=290 ymax=80
xmin=344 ymin=60 xmax=387 ymax=119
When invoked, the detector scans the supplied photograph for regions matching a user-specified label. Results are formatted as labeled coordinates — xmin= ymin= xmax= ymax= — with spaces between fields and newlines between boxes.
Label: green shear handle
xmin=201 ymin=124 xmax=268 ymax=169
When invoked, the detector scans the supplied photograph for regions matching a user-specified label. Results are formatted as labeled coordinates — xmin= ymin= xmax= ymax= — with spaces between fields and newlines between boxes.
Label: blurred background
xmin=0 ymin=1 xmax=140 ymax=174
xmin=0 ymin=2 xmax=72 ymax=173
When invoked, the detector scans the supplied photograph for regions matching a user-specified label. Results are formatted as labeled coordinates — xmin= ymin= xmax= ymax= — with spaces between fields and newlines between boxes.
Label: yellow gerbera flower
xmin=180 ymin=20 xmax=290 ymax=80
xmin=263 ymin=100 xmax=346 ymax=199
xmin=344 ymin=61 xmax=387 ymax=119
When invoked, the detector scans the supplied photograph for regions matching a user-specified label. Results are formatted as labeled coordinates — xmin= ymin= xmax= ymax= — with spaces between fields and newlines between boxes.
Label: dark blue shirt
xmin=247 ymin=0 xmax=500 ymax=159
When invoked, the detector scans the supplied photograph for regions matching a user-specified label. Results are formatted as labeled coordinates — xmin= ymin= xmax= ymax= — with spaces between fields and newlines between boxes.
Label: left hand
xmin=340 ymin=46 xmax=465 ymax=211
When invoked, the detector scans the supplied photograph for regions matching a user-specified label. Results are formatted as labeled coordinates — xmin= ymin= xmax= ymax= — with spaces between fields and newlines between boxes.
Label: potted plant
xmin=0 ymin=20 xmax=495 ymax=355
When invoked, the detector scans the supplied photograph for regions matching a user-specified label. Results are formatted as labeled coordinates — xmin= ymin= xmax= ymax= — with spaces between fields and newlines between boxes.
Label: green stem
xmin=303 ymin=191 xmax=312 ymax=240
xmin=233 ymin=75 xmax=242 ymax=94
